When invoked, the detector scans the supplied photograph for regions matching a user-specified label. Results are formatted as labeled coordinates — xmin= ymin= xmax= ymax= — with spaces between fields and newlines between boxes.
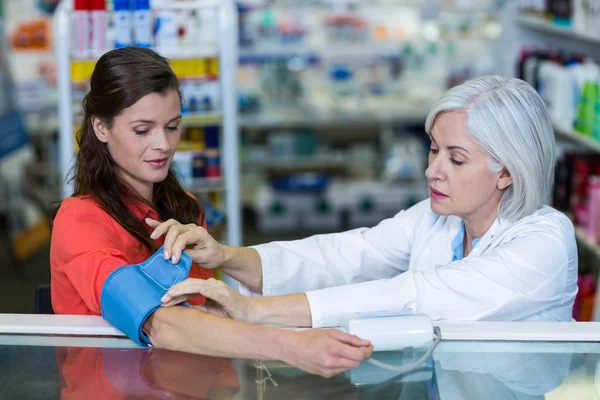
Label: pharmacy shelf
xmin=70 ymin=110 xmax=221 ymax=129
xmin=242 ymin=157 xmax=349 ymax=174
xmin=185 ymin=177 xmax=225 ymax=193
xmin=239 ymin=42 xmax=403 ymax=59
xmin=553 ymin=124 xmax=600 ymax=153
xmin=518 ymin=14 xmax=600 ymax=45
xmin=157 ymin=0 xmax=219 ymax=10
xmin=181 ymin=111 xmax=222 ymax=127
xmin=71 ymin=46 xmax=219 ymax=62
xmin=556 ymin=128 xmax=600 ymax=261
xmin=239 ymin=109 xmax=428 ymax=129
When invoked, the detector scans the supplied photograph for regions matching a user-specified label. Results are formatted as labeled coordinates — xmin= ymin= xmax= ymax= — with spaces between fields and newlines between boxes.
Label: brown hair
xmin=53 ymin=47 xmax=204 ymax=252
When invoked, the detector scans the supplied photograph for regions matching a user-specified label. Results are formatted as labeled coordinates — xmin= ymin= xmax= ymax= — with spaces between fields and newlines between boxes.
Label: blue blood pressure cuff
xmin=100 ymin=245 xmax=192 ymax=347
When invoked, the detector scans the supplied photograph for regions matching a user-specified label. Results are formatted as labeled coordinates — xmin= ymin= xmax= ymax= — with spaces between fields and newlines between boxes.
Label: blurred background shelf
xmin=71 ymin=46 xmax=219 ymax=62
xmin=181 ymin=111 xmax=222 ymax=127
xmin=185 ymin=177 xmax=225 ymax=193
xmin=239 ymin=42 xmax=404 ymax=59
xmin=239 ymin=109 xmax=429 ymax=129
xmin=242 ymin=157 xmax=349 ymax=174
xmin=518 ymin=14 xmax=600 ymax=45
xmin=553 ymin=125 xmax=600 ymax=153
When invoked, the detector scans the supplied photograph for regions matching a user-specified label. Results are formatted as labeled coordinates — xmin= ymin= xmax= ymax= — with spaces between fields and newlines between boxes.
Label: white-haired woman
xmin=150 ymin=76 xmax=578 ymax=329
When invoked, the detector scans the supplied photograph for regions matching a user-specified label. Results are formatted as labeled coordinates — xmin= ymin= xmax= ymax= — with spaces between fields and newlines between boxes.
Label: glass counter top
xmin=1 ymin=316 xmax=599 ymax=399
xmin=0 ymin=336 xmax=599 ymax=399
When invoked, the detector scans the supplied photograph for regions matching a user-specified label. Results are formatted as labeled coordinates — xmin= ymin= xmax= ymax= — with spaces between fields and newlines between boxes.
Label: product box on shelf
xmin=345 ymin=181 xmax=428 ymax=229
xmin=253 ymin=177 xmax=344 ymax=233
xmin=253 ymin=180 xmax=429 ymax=233
xmin=300 ymin=189 xmax=344 ymax=232
xmin=253 ymin=184 xmax=301 ymax=232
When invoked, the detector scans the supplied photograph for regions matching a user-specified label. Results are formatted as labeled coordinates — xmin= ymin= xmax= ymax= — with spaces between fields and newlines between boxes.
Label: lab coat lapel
xmin=412 ymin=215 xmax=463 ymax=270
xmin=467 ymin=216 xmax=512 ymax=257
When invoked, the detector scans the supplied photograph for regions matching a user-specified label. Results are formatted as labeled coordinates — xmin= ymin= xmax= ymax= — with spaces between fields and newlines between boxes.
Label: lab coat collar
xmin=468 ymin=216 xmax=512 ymax=257
xmin=415 ymin=209 xmax=512 ymax=265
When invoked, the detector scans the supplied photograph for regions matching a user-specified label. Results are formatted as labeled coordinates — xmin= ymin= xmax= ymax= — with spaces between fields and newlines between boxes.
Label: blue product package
xmin=271 ymin=174 xmax=328 ymax=192
xmin=100 ymin=245 xmax=192 ymax=347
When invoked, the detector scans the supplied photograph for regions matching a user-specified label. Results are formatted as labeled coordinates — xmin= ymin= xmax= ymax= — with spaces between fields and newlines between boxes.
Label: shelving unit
xmin=239 ymin=42 xmax=404 ymax=59
xmin=518 ymin=14 xmax=600 ymax=45
xmin=181 ymin=111 xmax=222 ymax=128
xmin=185 ymin=177 xmax=226 ymax=194
xmin=553 ymin=125 xmax=600 ymax=153
xmin=510 ymin=7 xmax=600 ymax=321
xmin=552 ymin=123 xmax=600 ymax=278
xmin=54 ymin=0 xmax=241 ymax=247
xmin=71 ymin=46 xmax=221 ymax=63
xmin=555 ymin=122 xmax=600 ymax=259
xmin=238 ymin=109 xmax=428 ymax=129
xmin=243 ymin=157 xmax=349 ymax=174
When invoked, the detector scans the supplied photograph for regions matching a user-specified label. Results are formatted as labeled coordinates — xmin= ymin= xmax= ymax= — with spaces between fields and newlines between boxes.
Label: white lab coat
xmin=241 ymin=199 xmax=578 ymax=328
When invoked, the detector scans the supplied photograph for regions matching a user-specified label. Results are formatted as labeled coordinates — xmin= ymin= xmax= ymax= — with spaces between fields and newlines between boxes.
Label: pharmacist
xmin=154 ymin=76 xmax=578 ymax=328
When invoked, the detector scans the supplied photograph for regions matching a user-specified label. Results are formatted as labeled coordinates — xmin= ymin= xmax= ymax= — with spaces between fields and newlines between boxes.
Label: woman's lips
xmin=430 ymin=188 xmax=449 ymax=200
xmin=146 ymin=158 xmax=168 ymax=168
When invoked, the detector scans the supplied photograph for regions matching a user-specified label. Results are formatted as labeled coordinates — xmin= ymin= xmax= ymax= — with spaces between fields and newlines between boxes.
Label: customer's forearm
xmin=144 ymin=306 xmax=289 ymax=360
xmin=219 ymin=246 xmax=263 ymax=291
xmin=253 ymin=293 xmax=313 ymax=327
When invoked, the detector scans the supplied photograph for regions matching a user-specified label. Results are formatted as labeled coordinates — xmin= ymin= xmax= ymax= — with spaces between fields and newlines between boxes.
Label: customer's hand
xmin=281 ymin=329 xmax=373 ymax=378
xmin=161 ymin=278 xmax=256 ymax=323
xmin=145 ymin=218 xmax=225 ymax=268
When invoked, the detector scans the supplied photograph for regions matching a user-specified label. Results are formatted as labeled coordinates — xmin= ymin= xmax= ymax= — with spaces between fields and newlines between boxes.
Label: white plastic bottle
xmin=154 ymin=10 xmax=178 ymax=55
xmin=90 ymin=0 xmax=107 ymax=55
xmin=113 ymin=0 xmax=132 ymax=48
xmin=133 ymin=0 xmax=152 ymax=48
xmin=72 ymin=0 xmax=91 ymax=58
xmin=198 ymin=7 xmax=218 ymax=44
xmin=538 ymin=60 xmax=574 ymax=129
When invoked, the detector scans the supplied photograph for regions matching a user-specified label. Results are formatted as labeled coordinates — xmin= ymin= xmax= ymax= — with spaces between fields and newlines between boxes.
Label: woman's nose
xmin=152 ymin=131 xmax=170 ymax=152
xmin=426 ymin=157 xmax=443 ymax=181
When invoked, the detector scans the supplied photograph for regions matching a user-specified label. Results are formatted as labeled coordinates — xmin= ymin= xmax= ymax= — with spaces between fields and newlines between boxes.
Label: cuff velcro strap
xmin=100 ymin=245 xmax=192 ymax=347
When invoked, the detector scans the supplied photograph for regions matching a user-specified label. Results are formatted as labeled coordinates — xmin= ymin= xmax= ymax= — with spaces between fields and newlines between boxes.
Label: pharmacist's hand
xmin=161 ymin=278 xmax=256 ymax=324
xmin=145 ymin=218 xmax=225 ymax=268
xmin=281 ymin=329 xmax=373 ymax=378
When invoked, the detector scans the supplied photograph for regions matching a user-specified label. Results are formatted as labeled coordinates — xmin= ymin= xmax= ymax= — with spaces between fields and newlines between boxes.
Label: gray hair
xmin=425 ymin=76 xmax=556 ymax=222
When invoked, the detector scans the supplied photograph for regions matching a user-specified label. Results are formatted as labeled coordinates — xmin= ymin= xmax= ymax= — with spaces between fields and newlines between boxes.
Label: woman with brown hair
xmin=50 ymin=47 xmax=372 ymax=378
xmin=51 ymin=46 xmax=212 ymax=315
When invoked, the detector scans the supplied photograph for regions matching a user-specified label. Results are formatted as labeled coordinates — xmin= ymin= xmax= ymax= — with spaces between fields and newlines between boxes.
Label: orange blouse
xmin=50 ymin=195 xmax=213 ymax=315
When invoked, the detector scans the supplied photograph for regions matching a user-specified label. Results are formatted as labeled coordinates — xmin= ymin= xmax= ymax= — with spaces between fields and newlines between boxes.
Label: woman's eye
xmin=451 ymin=158 xmax=464 ymax=166
xmin=430 ymin=148 xmax=439 ymax=154
xmin=166 ymin=125 xmax=179 ymax=131
xmin=135 ymin=130 xmax=149 ymax=135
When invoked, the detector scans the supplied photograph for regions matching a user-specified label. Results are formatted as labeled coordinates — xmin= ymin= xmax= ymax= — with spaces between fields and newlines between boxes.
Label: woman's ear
xmin=92 ymin=117 xmax=109 ymax=143
xmin=497 ymin=168 xmax=512 ymax=190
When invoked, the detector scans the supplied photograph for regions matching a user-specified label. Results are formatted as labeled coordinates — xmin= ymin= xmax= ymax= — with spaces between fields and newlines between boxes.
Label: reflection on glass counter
xmin=0 ymin=332 xmax=599 ymax=399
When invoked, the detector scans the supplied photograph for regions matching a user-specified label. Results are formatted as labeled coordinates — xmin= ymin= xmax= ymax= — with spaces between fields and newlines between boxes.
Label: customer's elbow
xmin=142 ymin=308 xmax=172 ymax=348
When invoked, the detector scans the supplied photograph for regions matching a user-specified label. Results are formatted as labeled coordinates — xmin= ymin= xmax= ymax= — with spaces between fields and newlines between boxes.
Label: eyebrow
xmin=130 ymin=115 xmax=182 ymax=125
xmin=447 ymin=145 xmax=470 ymax=154
xmin=428 ymin=133 xmax=471 ymax=154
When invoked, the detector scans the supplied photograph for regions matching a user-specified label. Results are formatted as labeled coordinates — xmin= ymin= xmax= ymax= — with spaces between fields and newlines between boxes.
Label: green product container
xmin=593 ymin=84 xmax=600 ymax=141
xmin=574 ymin=81 xmax=598 ymax=136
